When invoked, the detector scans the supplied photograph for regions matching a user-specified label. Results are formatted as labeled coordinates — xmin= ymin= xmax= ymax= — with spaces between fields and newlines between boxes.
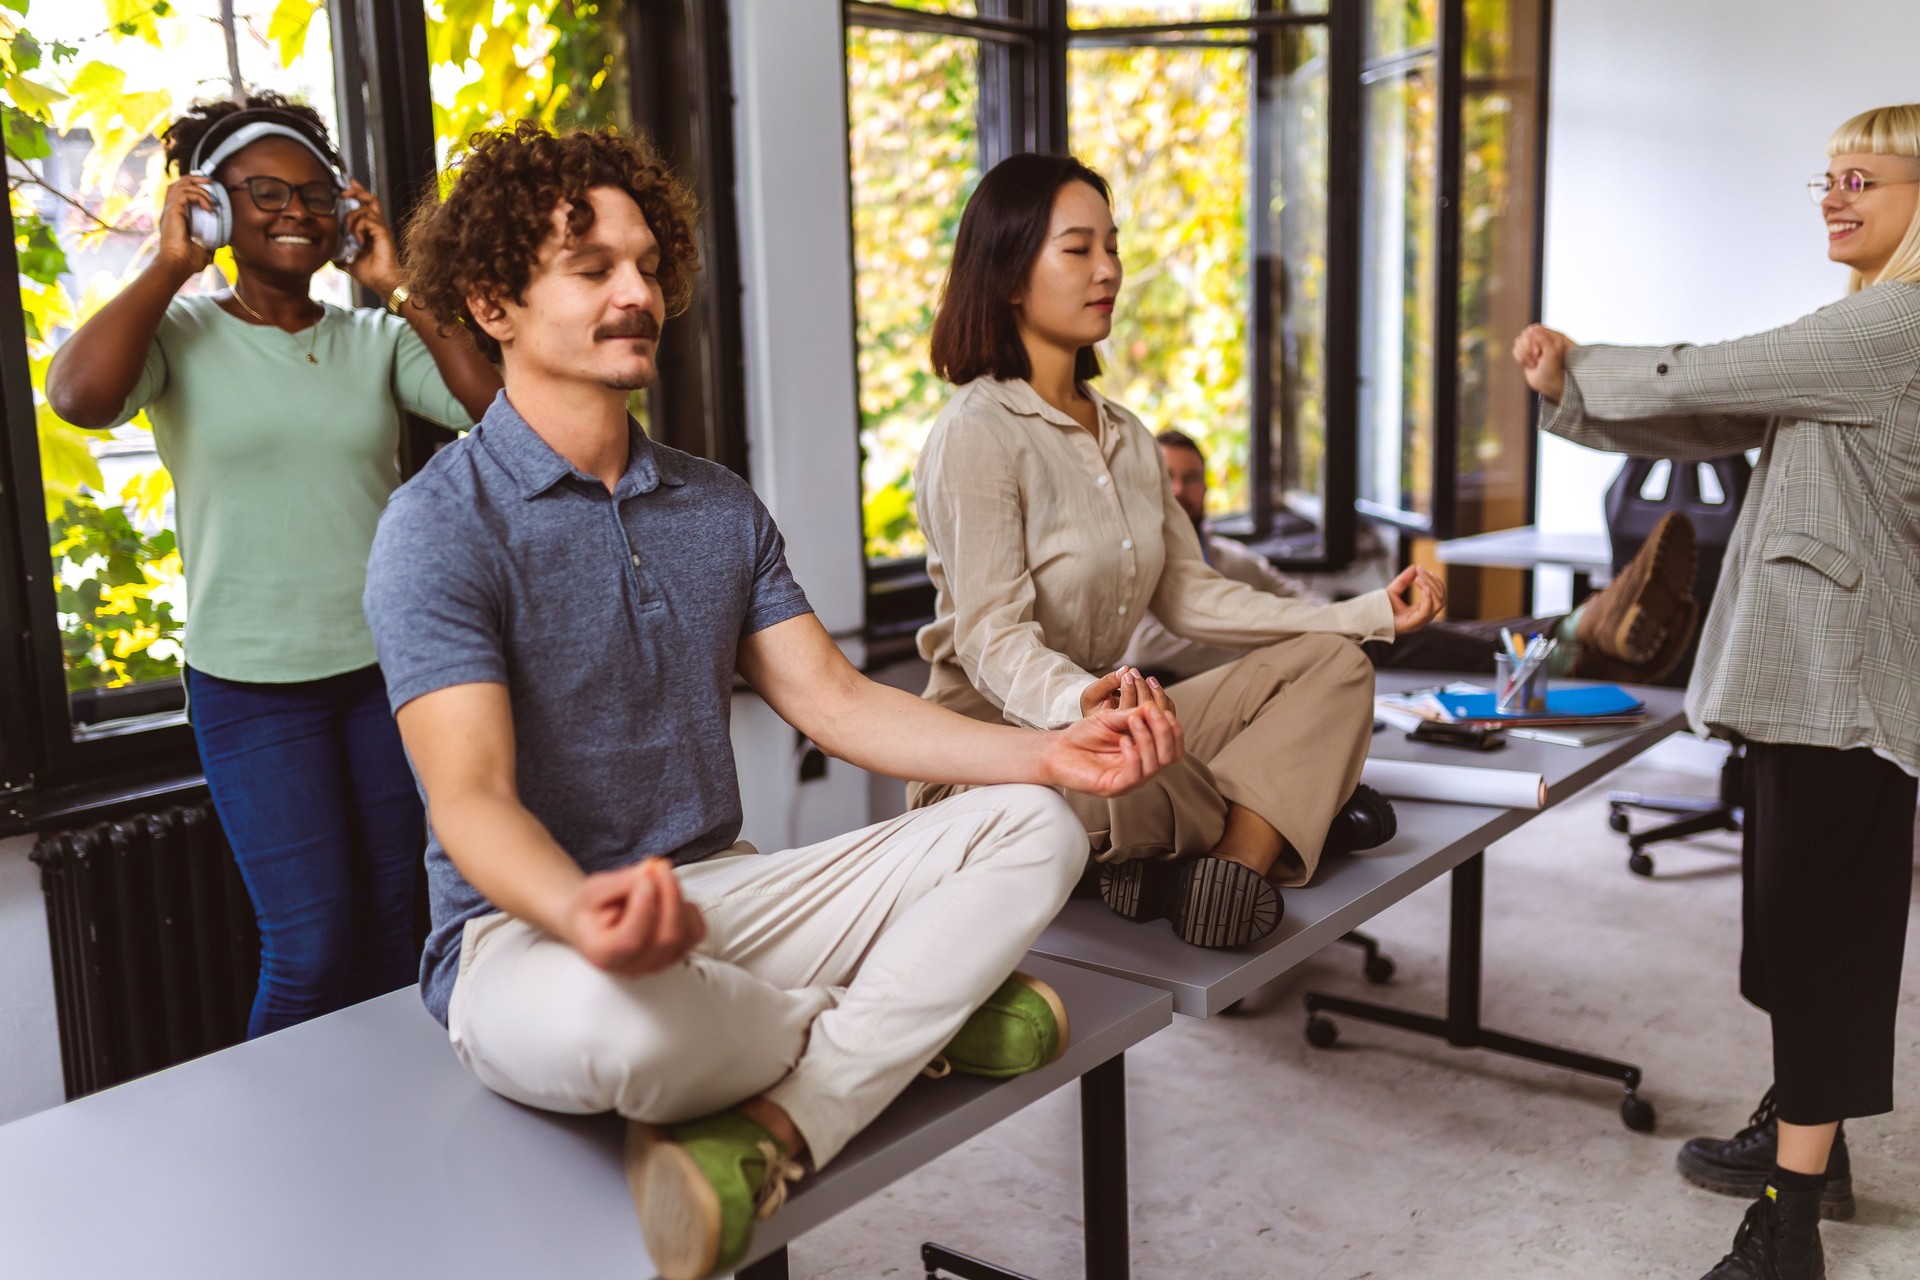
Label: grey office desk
xmin=1436 ymin=525 xmax=1614 ymax=597
xmin=0 ymin=955 xmax=1170 ymax=1280
xmin=1033 ymin=673 xmax=1688 ymax=1130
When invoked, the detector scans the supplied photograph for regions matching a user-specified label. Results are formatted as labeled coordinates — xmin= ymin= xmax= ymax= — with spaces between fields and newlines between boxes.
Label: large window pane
xmin=1358 ymin=66 xmax=1437 ymax=523
xmin=1070 ymin=1 xmax=1252 ymax=24
xmin=425 ymin=0 xmax=631 ymax=172
xmin=1071 ymin=44 xmax=1252 ymax=519
xmin=1455 ymin=0 xmax=1542 ymax=538
xmin=6 ymin=0 xmax=342 ymax=722
xmin=1266 ymin=24 xmax=1331 ymax=533
xmin=1369 ymin=0 xmax=1438 ymax=56
xmin=847 ymin=26 xmax=982 ymax=562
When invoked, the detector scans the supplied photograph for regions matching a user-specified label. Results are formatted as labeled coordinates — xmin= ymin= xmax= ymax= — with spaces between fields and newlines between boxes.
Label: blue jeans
xmin=188 ymin=664 xmax=423 ymax=1038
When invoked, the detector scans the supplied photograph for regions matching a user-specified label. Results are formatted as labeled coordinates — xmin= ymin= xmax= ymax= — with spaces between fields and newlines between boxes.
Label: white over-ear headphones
xmin=185 ymin=110 xmax=363 ymax=266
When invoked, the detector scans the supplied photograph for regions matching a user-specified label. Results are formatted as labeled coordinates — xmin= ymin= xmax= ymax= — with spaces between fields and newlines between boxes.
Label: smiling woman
xmin=38 ymin=91 xmax=501 ymax=1041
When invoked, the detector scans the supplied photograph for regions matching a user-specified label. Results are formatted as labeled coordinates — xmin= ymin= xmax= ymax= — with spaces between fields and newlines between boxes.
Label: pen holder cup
xmin=1495 ymin=655 xmax=1549 ymax=715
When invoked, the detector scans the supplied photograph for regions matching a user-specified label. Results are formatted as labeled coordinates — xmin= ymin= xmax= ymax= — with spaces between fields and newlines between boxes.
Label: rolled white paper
xmin=1361 ymin=758 xmax=1547 ymax=811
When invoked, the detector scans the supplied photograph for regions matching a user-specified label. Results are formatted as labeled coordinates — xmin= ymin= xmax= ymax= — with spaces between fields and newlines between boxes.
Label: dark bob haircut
xmin=929 ymin=152 xmax=1111 ymax=387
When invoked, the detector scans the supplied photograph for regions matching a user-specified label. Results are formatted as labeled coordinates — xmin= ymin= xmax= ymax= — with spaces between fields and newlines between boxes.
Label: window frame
xmin=844 ymin=0 xmax=1366 ymax=653
xmin=0 ymin=0 xmax=749 ymax=811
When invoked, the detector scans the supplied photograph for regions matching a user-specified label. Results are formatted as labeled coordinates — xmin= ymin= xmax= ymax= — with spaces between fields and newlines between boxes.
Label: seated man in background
xmin=365 ymin=122 xmax=1184 ymax=1280
xmin=1124 ymin=429 xmax=1701 ymax=684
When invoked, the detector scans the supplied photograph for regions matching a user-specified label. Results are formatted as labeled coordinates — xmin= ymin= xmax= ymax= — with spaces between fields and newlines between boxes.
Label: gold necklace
xmin=230 ymin=283 xmax=322 ymax=364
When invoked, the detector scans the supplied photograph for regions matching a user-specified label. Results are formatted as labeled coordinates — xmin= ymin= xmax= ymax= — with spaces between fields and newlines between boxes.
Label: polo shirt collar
xmin=478 ymin=391 xmax=685 ymax=500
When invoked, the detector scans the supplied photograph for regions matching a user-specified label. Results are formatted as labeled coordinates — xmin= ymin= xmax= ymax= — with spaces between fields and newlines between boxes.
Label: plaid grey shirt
xmin=1544 ymin=282 xmax=1920 ymax=775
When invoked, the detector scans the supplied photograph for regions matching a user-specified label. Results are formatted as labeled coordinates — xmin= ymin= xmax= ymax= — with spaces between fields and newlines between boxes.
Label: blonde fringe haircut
xmin=1827 ymin=104 xmax=1920 ymax=291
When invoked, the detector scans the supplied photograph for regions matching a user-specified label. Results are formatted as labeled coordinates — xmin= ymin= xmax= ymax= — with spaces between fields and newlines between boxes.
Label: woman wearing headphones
xmin=1514 ymin=104 xmax=1920 ymax=1280
xmin=45 ymin=92 xmax=502 ymax=1037
xmin=908 ymin=153 xmax=1446 ymax=951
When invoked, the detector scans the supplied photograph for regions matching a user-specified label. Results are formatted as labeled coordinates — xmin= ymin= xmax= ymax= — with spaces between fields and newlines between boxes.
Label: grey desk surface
xmin=1030 ymin=673 xmax=1689 ymax=1017
xmin=0 ymin=955 xmax=1169 ymax=1280
xmin=1435 ymin=526 xmax=1614 ymax=576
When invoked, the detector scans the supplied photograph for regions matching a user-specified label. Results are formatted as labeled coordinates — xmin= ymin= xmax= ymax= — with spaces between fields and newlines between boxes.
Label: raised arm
xmin=737 ymin=612 xmax=1182 ymax=796
xmin=1515 ymin=288 xmax=1920 ymax=458
xmin=44 ymin=177 xmax=211 ymax=428
xmin=343 ymin=179 xmax=501 ymax=422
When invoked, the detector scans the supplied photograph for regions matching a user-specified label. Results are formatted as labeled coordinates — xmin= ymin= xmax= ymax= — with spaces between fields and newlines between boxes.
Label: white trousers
xmin=446 ymin=784 xmax=1086 ymax=1167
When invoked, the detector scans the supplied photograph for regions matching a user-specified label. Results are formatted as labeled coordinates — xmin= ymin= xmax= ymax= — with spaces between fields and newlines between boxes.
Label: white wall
xmin=1537 ymin=0 xmax=1918 ymax=552
xmin=727 ymin=0 xmax=881 ymax=838
xmin=0 ymin=837 xmax=65 ymax=1125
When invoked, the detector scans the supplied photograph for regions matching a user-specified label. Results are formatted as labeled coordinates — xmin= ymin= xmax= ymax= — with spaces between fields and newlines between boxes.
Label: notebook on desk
xmin=1437 ymin=684 xmax=1645 ymax=723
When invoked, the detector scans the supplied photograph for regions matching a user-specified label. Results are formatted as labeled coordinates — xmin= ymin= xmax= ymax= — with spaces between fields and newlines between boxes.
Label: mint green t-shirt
xmin=112 ymin=293 xmax=475 ymax=683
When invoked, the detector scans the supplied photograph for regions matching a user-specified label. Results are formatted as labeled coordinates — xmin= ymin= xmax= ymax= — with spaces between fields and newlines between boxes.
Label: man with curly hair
xmin=363 ymin=122 xmax=1183 ymax=1279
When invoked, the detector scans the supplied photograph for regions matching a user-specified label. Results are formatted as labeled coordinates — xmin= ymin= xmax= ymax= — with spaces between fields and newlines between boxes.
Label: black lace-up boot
xmin=1677 ymin=1087 xmax=1854 ymax=1220
xmin=1699 ymin=1183 xmax=1826 ymax=1280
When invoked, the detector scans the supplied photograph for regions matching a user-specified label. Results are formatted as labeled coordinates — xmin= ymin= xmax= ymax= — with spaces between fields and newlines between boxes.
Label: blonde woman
xmin=1515 ymin=104 xmax=1920 ymax=1280
xmin=908 ymin=153 xmax=1446 ymax=952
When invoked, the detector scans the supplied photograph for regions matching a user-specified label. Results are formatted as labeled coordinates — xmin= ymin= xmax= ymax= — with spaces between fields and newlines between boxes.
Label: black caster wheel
xmin=1608 ymin=808 xmax=1632 ymax=834
xmin=1628 ymin=851 xmax=1655 ymax=877
xmin=1364 ymin=955 xmax=1395 ymax=985
xmin=1621 ymin=1093 xmax=1657 ymax=1133
xmin=1305 ymin=1016 xmax=1338 ymax=1049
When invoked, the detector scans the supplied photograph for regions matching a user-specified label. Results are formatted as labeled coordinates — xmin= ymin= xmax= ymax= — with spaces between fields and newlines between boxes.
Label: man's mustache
xmin=593 ymin=314 xmax=661 ymax=341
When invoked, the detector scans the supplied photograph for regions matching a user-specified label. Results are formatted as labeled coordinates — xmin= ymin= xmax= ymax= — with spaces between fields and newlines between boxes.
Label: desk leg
xmin=922 ymin=1054 xmax=1130 ymax=1280
xmin=1302 ymin=853 xmax=1657 ymax=1133
xmin=738 ymin=1245 xmax=789 ymax=1279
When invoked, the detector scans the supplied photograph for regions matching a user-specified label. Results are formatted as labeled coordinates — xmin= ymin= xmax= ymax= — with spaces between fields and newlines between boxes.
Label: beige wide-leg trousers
xmin=913 ymin=634 xmax=1375 ymax=887
xmin=445 ymin=785 xmax=1085 ymax=1169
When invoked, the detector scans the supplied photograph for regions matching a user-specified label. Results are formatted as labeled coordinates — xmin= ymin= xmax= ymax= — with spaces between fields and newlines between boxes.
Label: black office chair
xmin=1600 ymin=455 xmax=1751 ymax=875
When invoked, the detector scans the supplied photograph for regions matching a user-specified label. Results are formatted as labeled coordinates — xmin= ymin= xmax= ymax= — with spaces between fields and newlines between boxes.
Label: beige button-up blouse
xmin=914 ymin=377 xmax=1396 ymax=729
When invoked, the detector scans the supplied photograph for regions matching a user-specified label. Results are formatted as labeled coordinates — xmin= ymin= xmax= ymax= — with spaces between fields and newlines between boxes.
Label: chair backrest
xmin=1605 ymin=455 xmax=1750 ymax=597
xmin=1604 ymin=455 xmax=1751 ymax=683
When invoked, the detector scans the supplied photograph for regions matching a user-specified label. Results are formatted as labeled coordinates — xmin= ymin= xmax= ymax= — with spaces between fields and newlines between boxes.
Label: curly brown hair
xmin=160 ymin=91 xmax=339 ymax=176
xmin=402 ymin=122 xmax=701 ymax=364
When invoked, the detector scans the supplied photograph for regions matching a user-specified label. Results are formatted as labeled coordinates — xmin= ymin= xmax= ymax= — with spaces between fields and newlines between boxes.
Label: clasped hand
xmin=1053 ymin=666 xmax=1185 ymax=796
xmin=1387 ymin=565 xmax=1447 ymax=633
xmin=566 ymin=856 xmax=707 ymax=978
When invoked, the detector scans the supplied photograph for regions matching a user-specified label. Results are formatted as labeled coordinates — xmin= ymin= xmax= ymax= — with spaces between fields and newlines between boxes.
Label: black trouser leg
xmin=1363 ymin=615 xmax=1563 ymax=672
xmin=1740 ymin=741 xmax=1917 ymax=1123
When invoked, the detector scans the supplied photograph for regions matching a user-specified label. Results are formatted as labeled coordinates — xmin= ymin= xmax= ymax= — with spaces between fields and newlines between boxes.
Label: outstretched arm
xmin=736 ymin=612 xmax=1184 ymax=796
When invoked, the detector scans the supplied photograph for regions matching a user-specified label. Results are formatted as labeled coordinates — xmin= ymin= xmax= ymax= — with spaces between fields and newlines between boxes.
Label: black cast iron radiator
xmin=31 ymin=803 xmax=259 ymax=1100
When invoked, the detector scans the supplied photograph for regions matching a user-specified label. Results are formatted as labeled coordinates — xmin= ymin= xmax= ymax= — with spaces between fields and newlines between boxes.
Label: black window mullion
xmin=1429 ymin=0 xmax=1464 ymax=540
xmin=0 ymin=214 xmax=47 ymax=796
xmin=1316 ymin=0 xmax=1361 ymax=568
xmin=1247 ymin=0 xmax=1277 ymax=541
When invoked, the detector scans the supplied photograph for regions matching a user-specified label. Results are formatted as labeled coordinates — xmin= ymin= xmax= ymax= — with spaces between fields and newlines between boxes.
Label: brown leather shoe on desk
xmin=1576 ymin=511 xmax=1698 ymax=664
xmin=1572 ymin=597 xmax=1699 ymax=684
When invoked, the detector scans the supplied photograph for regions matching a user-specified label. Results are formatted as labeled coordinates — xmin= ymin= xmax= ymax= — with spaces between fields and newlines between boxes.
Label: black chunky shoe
xmin=1322 ymin=784 xmax=1397 ymax=857
xmin=1097 ymin=855 xmax=1283 ymax=949
xmin=1678 ymin=1088 xmax=1854 ymax=1221
xmin=1700 ymin=1188 xmax=1826 ymax=1280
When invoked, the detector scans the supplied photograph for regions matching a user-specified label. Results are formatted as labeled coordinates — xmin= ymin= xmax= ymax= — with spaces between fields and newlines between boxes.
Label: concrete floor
xmin=779 ymin=752 xmax=1920 ymax=1279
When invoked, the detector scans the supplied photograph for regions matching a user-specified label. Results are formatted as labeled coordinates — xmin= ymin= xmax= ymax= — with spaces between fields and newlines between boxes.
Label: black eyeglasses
xmin=226 ymin=176 xmax=343 ymax=217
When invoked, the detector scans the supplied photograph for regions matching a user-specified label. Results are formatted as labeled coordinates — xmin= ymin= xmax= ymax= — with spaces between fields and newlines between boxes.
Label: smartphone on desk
xmin=1407 ymin=720 xmax=1506 ymax=752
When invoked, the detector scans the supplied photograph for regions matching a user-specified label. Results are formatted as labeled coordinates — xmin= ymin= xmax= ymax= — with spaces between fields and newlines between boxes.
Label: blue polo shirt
xmin=363 ymin=393 xmax=812 ymax=1025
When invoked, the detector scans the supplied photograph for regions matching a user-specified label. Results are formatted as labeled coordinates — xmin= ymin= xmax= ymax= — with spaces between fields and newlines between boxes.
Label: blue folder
xmin=1437 ymin=684 xmax=1645 ymax=721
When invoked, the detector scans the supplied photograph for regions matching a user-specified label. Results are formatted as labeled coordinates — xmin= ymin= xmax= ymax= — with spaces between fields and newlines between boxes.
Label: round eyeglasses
xmin=1807 ymin=170 xmax=1920 ymax=206
xmin=225 ymin=175 xmax=344 ymax=217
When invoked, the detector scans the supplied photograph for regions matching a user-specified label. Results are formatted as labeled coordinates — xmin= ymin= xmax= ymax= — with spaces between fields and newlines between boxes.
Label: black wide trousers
xmin=1740 ymin=741 xmax=1918 ymax=1124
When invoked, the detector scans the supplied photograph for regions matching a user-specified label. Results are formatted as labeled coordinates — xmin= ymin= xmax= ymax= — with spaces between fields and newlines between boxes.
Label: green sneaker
xmin=624 ymin=1110 xmax=804 ymax=1280
xmin=926 ymin=972 xmax=1070 ymax=1079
